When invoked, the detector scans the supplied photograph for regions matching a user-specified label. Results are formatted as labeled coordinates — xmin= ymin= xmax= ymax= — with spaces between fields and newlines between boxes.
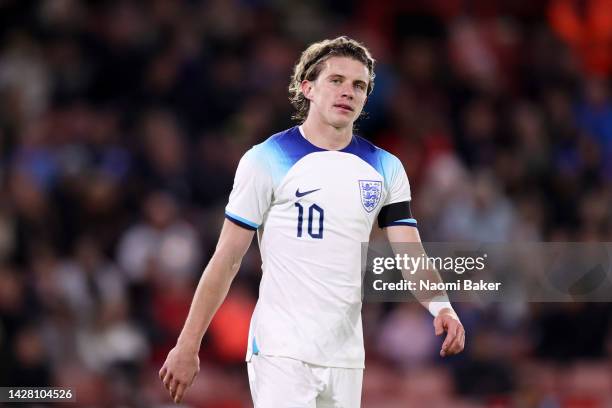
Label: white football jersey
xmin=225 ymin=126 xmax=415 ymax=368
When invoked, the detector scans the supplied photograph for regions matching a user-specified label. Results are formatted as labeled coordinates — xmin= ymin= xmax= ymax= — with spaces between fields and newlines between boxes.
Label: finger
xmin=446 ymin=328 xmax=463 ymax=355
xmin=440 ymin=324 xmax=456 ymax=350
xmin=451 ymin=320 xmax=461 ymax=337
xmin=440 ymin=322 xmax=459 ymax=355
xmin=440 ymin=337 xmax=453 ymax=357
xmin=159 ymin=366 xmax=167 ymax=380
xmin=174 ymin=382 xmax=187 ymax=404
xmin=445 ymin=326 xmax=465 ymax=355
xmin=433 ymin=316 xmax=444 ymax=336
xmin=169 ymin=378 xmax=179 ymax=399
xmin=163 ymin=373 xmax=174 ymax=390
xmin=449 ymin=331 xmax=465 ymax=355
xmin=457 ymin=330 xmax=465 ymax=353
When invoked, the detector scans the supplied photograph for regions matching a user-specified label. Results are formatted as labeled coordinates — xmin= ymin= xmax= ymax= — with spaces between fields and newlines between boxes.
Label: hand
xmin=433 ymin=308 xmax=465 ymax=357
xmin=159 ymin=346 xmax=200 ymax=404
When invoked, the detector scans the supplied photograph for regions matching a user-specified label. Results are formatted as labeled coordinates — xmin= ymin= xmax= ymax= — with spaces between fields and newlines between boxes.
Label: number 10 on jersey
xmin=295 ymin=203 xmax=324 ymax=239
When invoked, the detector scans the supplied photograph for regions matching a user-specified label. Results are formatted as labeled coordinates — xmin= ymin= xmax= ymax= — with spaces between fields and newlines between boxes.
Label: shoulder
xmin=245 ymin=127 xmax=299 ymax=162
xmin=348 ymin=135 xmax=403 ymax=175
xmin=239 ymin=127 xmax=302 ymax=184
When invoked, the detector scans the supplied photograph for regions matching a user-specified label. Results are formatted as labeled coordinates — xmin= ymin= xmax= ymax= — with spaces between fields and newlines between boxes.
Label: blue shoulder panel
xmin=341 ymin=135 xmax=401 ymax=188
xmin=249 ymin=127 xmax=323 ymax=185
xmin=248 ymin=127 xmax=401 ymax=187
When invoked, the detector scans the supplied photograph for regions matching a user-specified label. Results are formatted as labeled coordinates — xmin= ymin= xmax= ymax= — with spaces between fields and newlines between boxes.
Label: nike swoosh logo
xmin=295 ymin=188 xmax=321 ymax=197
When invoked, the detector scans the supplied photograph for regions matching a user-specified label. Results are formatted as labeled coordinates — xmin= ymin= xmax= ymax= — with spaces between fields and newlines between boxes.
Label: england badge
xmin=358 ymin=180 xmax=382 ymax=213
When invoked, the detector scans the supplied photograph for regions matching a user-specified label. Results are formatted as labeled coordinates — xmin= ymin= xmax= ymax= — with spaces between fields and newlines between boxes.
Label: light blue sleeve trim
xmin=395 ymin=218 xmax=417 ymax=224
xmin=252 ymin=337 xmax=259 ymax=355
xmin=225 ymin=211 xmax=260 ymax=229
xmin=388 ymin=218 xmax=418 ymax=227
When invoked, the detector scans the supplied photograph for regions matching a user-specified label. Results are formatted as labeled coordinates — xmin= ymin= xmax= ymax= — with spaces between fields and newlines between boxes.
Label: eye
xmin=330 ymin=78 xmax=341 ymax=84
xmin=355 ymin=83 xmax=366 ymax=91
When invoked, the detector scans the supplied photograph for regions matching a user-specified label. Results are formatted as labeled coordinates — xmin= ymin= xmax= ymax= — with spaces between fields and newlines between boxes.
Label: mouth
xmin=333 ymin=104 xmax=354 ymax=112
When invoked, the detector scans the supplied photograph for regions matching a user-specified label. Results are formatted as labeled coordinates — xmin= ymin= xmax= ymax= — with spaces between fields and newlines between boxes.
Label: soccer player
xmin=159 ymin=36 xmax=465 ymax=407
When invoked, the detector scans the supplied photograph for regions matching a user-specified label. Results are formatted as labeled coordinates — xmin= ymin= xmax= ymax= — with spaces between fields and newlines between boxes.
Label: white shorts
xmin=247 ymin=354 xmax=363 ymax=408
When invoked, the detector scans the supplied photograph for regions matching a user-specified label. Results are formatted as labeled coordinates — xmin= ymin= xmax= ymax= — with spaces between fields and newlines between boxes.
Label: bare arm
xmin=384 ymin=225 xmax=465 ymax=357
xmin=385 ymin=226 xmax=448 ymax=311
xmin=176 ymin=219 xmax=255 ymax=350
xmin=159 ymin=219 xmax=255 ymax=403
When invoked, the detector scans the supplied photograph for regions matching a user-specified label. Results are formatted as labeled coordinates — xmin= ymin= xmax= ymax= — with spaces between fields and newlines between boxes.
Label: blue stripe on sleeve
xmin=252 ymin=337 xmax=259 ymax=355
xmin=225 ymin=211 xmax=259 ymax=230
xmin=387 ymin=218 xmax=418 ymax=227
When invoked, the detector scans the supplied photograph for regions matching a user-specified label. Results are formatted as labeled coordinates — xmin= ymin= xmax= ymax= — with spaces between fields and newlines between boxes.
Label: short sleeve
xmin=225 ymin=150 xmax=273 ymax=230
xmin=384 ymin=154 xmax=411 ymax=205
xmin=378 ymin=154 xmax=416 ymax=228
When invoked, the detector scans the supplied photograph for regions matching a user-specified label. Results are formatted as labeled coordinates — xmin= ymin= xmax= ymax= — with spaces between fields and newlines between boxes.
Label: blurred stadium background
xmin=0 ymin=0 xmax=611 ymax=406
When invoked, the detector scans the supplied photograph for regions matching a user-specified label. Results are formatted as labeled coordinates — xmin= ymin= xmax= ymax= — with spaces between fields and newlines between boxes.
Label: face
xmin=302 ymin=56 xmax=370 ymax=129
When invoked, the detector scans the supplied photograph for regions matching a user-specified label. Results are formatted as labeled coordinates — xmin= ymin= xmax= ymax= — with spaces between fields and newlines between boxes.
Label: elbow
xmin=210 ymin=247 xmax=243 ymax=277
xmin=229 ymin=257 xmax=242 ymax=275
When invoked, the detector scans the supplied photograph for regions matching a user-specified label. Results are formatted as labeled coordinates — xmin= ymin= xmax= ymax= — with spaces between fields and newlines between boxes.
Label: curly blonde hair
xmin=288 ymin=36 xmax=375 ymax=123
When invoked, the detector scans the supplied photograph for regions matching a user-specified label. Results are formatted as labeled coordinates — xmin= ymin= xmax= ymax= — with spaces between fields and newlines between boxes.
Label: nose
xmin=341 ymin=83 xmax=354 ymax=100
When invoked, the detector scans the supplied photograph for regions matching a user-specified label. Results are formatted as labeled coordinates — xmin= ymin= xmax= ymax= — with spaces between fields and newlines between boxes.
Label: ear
xmin=301 ymin=80 xmax=313 ymax=101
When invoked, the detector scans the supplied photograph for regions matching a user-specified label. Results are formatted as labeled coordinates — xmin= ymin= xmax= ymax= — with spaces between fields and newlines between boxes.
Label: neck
xmin=301 ymin=116 xmax=353 ymax=150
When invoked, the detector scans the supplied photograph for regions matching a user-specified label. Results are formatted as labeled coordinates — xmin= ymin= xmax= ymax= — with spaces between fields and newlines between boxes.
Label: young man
xmin=159 ymin=36 xmax=465 ymax=407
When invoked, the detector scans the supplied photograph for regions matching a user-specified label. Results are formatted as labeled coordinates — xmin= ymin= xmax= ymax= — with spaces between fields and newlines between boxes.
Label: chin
xmin=330 ymin=121 xmax=352 ymax=130
xmin=328 ymin=116 xmax=354 ymax=129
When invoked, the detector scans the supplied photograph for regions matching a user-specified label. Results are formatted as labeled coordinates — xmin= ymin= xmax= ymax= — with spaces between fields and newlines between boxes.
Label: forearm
xmin=384 ymin=226 xmax=465 ymax=358
xmin=176 ymin=249 xmax=242 ymax=351
xmin=385 ymin=226 xmax=454 ymax=315
xmin=389 ymin=240 xmax=451 ymax=309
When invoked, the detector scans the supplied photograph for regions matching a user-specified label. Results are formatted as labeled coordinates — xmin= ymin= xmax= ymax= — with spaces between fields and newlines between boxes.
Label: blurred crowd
xmin=0 ymin=0 xmax=611 ymax=406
